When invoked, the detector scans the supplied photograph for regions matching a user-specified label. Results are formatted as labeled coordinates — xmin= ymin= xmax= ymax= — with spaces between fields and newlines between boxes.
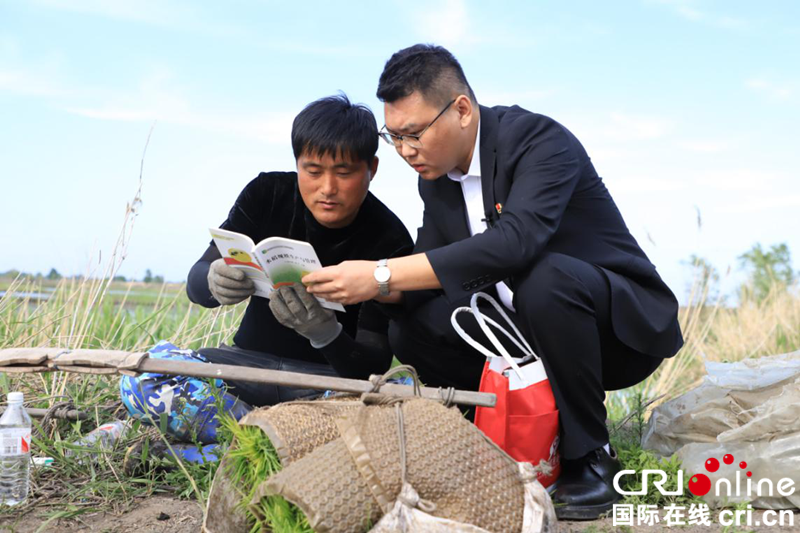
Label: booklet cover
xmin=208 ymin=227 xmax=345 ymax=312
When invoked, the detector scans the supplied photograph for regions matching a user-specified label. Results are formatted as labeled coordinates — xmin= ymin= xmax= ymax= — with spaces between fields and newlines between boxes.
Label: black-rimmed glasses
xmin=379 ymin=99 xmax=455 ymax=149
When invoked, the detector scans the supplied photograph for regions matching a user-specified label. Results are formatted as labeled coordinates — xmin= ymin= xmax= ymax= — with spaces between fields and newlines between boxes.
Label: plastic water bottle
xmin=0 ymin=392 xmax=32 ymax=506
xmin=67 ymin=420 xmax=130 ymax=460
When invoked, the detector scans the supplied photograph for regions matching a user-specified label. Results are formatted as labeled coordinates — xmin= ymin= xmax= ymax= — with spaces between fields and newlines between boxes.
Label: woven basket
xmin=258 ymin=397 xmax=526 ymax=533
xmin=240 ymin=397 xmax=361 ymax=466
xmin=203 ymin=397 xmax=361 ymax=533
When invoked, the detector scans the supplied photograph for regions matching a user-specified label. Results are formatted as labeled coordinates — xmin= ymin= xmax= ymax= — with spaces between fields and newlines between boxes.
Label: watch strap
xmin=376 ymin=259 xmax=390 ymax=296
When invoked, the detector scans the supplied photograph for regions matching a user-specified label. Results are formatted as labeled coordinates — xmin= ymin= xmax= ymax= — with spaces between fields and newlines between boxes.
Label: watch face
xmin=375 ymin=266 xmax=391 ymax=283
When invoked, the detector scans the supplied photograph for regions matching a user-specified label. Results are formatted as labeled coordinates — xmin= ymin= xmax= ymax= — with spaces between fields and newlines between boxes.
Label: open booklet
xmin=209 ymin=227 xmax=345 ymax=312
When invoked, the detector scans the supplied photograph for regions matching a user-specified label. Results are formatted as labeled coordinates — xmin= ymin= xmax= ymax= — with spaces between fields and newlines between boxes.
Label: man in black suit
xmin=303 ymin=44 xmax=683 ymax=519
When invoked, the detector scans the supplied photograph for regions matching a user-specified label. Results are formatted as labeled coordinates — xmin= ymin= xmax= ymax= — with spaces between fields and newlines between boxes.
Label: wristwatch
xmin=374 ymin=259 xmax=391 ymax=296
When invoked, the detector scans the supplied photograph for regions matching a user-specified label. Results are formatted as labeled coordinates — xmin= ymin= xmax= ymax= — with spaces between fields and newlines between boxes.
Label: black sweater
xmin=187 ymin=172 xmax=413 ymax=379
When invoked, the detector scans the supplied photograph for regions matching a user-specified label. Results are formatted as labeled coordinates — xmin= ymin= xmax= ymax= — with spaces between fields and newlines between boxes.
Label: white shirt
xmin=447 ymin=120 xmax=516 ymax=311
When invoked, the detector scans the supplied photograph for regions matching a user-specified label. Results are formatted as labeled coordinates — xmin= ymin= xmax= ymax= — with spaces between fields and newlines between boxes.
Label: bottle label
xmin=0 ymin=429 xmax=31 ymax=456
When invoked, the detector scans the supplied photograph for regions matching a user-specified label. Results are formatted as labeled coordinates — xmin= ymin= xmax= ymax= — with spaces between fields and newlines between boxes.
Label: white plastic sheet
xmin=643 ymin=350 xmax=800 ymax=509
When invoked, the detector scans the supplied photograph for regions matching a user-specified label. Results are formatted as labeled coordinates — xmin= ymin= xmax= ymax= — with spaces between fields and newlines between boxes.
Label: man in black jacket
xmin=121 ymin=95 xmax=412 ymax=468
xmin=185 ymin=94 xmax=413 ymax=408
xmin=303 ymin=45 xmax=683 ymax=520
xmin=122 ymin=95 xmax=412 ymax=439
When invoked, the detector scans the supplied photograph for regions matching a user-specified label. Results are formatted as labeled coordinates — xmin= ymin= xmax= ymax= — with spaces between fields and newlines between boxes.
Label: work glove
xmin=207 ymin=258 xmax=256 ymax=305
xmin=269 ymin=283 xmax=342 ymax=348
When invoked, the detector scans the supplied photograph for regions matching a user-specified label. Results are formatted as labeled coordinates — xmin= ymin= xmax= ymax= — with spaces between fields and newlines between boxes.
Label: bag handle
xmin=450 ymin=309 xmax=532 ymax=363
xmin=450 ymin=292 xmax=539 ymax=383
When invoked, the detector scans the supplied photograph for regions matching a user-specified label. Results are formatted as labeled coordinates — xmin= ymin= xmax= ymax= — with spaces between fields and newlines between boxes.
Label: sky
xmin=1 ymin=0 xmax=798 ymax=303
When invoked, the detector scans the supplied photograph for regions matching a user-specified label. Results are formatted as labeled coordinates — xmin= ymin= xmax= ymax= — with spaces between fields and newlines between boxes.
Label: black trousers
xmin=389 ymin=252 xmax=663 ymax=460
xmin=197 ymin=345 xmax=336 ymax=407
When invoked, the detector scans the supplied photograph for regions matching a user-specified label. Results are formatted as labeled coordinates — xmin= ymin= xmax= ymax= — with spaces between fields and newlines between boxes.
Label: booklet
xmin=208 ymin=227 xmax=345 ymax=312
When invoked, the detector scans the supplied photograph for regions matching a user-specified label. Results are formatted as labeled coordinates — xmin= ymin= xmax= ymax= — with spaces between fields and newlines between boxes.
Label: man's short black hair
xmin=377 ymin=44 xmax=476 ymax=107
xmin=291 ymin=93 xmax=378 ymax=164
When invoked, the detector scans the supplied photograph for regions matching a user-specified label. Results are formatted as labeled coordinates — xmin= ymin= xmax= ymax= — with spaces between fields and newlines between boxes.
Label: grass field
xmin=1 ymin=263 xmax=798 ymax=531
xmin=0 ymin=276 xmax=186 ymax=307
xmin=0 ymin=272 xmax=243 ymax=530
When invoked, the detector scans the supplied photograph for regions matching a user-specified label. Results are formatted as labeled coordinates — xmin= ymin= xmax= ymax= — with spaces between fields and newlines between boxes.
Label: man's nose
xmin=320 ymin=173 xmax=338 ymax=196
xmin=398 ymin=141 xmax=418 ymax=159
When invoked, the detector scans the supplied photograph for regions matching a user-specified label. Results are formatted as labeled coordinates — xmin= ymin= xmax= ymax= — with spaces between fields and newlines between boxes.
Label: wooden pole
xmin=0 ymin=407 xmax=88 ymax=420
xmin=0 ymin=348 xmax=496 ymax=408
xmin=138 ymin=358 xmax=495 ymax=408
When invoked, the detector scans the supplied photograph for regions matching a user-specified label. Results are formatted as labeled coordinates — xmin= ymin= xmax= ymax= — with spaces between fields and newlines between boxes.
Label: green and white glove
xmin=269 ymin=283 xmax=342 ymax=348
xmin=207 ymin=258 xmax=256 ymax=305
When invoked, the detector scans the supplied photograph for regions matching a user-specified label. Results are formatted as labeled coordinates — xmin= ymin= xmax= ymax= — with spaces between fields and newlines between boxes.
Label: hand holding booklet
xmin=209 ymin=228 xmax=345 ymax=312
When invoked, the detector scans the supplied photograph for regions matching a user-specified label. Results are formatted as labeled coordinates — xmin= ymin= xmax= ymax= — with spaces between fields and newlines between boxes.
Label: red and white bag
xmin=451 ymin=292 xmax=561 ymax=487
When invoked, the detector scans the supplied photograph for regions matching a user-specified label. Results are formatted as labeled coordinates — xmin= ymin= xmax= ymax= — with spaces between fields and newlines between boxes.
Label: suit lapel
xmin=479 ymin=105 xmax=499 ymax=224
xmin=433 ymin=177 xmax=471 ymax=241
xmin=428 ymin=106 xmax=500 ymax=241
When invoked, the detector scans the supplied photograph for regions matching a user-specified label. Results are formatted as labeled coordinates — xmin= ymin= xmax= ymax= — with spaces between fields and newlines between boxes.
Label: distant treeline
xmin=2 ymin=241 xmax=797 ymax=297
xmin=688 ymin=242 xmax=797 ymax=304
xmin=0 ymin=268 xmax=167 ymax=284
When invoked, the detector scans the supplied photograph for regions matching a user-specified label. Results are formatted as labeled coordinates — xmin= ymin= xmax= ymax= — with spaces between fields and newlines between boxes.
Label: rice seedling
xmin=221 ymin=416 xmax=314 ymax=533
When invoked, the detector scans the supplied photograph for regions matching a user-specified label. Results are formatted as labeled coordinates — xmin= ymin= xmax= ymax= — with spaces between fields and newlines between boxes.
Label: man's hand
xmin=303 ymin=260 xmax=379 ymax=306
xmin=207 ymin=258 xmax=256 ymax=305
xmin=269 ymin=283 xmax=342 ymax=348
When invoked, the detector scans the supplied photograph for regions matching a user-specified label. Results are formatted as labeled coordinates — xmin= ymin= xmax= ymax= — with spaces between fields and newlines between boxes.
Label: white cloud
xmin=607 ymin=176 xmax=687 ymax=193
xmin=678 ymin=139 xmax=729 ymax=153
xmin=415 ymin=0 xmax=471 ymax=47
xmin=583 ymin=147 xmax=637 ymax=164
xmin=717 ymin=17 xmax=748 ymax=30
xmin=579 ymin=21 xmax=612 ymax=37
xmin=64 ymin=66 xmax=187 ymax=120
xmin=717 ymin=194 xmax=800 ymax=214
xmin=650 ymin=0 xmax=749 ymax=30
xmin=28 ymin=0 xmax=247 ymax=39
xmin=0 ymin=39 xmax=71 ymax=98
xmin=746 ymin=78 xmax=794 ymax=100
xmin=692 ymin=169 xmax=782 ymax=192
xmin=65 ymin=106 xmax=156 ymax=122
xmin=66 ymin=100 xmax=295 ymax=144
xmin=479 ymin=89 xmax=556 ymax=106
xmin=560 ymin=111 xmax=677 ymax=148
xmin=30 ymin=0 xmax=192 ymax=26
xmin=676 ymin=5 xmax=703 ymax=21
xmin=607 ymin=112 xmax=675 ymax=141
xmin=0 ymin=69 xmax=66 ymax=97
xmin=0 ymin=56 xmax=293 ymax=144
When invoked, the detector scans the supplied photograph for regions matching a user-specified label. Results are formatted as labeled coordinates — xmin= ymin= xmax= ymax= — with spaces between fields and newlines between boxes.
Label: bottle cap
xmin=7 ymin=392 xmax=24 ymax=403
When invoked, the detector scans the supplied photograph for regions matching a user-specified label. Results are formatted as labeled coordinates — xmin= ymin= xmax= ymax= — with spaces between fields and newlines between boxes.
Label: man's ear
xmin=455 ymin=95 xmax=473 ymax=129
xmin=369 ymin=156 xmax=379 ymax=181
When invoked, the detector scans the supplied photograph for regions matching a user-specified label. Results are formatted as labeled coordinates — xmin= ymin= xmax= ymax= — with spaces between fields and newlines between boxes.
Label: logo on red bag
xmin=613 ymin=452 xmax=796 ymax=499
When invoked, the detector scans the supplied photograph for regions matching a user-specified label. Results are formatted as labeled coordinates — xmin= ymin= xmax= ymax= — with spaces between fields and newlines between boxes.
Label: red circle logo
xmin=688 ymin=473 xmax=711 ymax=496
xmin=705 ymin=458 xmax=720 ymax=472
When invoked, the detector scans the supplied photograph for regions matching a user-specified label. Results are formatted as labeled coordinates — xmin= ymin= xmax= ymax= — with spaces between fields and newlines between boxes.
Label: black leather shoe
xmin=552 ymin=446 xmax=622 ymax=520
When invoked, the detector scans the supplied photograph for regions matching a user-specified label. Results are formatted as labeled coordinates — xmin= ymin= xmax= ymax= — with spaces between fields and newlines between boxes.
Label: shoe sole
xmin=554 ymin=498 xmax=620 ymax=521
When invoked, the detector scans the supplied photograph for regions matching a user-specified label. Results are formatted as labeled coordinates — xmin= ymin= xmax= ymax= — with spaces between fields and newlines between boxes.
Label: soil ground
xmin=2 ymin=495 xmax=799 ymax=532
xmin=0 ymin=496 xmax=202 ymax=533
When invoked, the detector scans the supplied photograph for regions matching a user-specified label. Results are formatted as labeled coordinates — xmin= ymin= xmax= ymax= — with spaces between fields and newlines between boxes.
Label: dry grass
xmin=607 ymin=271 xmax=800 ymax=419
